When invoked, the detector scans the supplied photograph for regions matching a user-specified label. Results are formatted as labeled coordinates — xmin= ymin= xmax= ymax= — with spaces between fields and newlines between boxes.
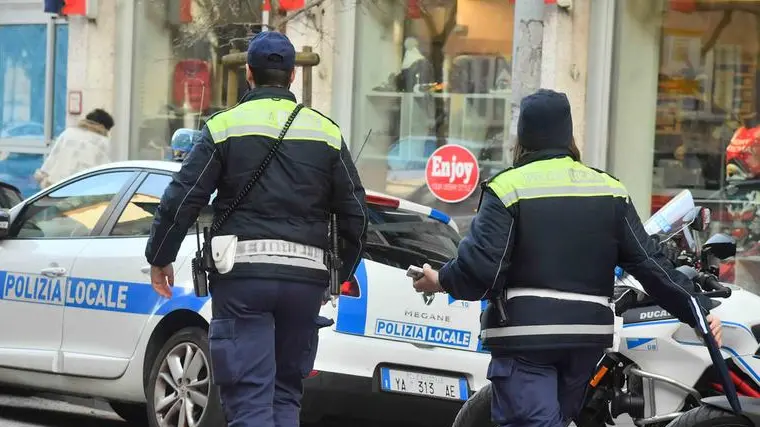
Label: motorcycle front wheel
xmin=452 ymin=383 xmax=496 ymax=427
xmin=666 ymin=406 xmax=753 ymax=427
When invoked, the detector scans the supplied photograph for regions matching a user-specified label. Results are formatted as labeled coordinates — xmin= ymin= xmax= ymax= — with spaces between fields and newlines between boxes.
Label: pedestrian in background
xmin=33 ymin=108 xmax=114 ymax=189
xmin=145 ymin=31 xmax=368 ymax=427
xmin=410 ymin=89 xmax=721 ymax=427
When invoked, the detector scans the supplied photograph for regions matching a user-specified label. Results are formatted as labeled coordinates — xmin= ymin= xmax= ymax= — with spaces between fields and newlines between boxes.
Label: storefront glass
xmin=130 ymin=0 xmax=256 ymax=161
xmin=609 ymin=0 xmax=760 ymax=289
xmin=0 ymin=22 xmax=69 ymax=198
xmin=350 ymin=0 xmax=514 ymax=228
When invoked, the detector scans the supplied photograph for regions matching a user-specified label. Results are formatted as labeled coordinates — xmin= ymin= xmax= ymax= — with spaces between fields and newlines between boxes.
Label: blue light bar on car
xmin=428 ymin=209 xmax=451 ymax=224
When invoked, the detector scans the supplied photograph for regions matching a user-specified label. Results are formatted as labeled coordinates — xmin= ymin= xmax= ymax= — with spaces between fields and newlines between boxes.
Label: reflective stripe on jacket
xmin=438 ymin=149 xmax=705 ymax=354
xmin=145 ymin=87 xmax=368 ymax=286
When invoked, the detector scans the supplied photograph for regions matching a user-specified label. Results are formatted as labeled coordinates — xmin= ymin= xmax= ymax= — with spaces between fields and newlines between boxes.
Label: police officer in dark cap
xmin=145 ymin=31 xmax=368 ymax=427
xmin=411 ymin=88 xmax=722 ymax=426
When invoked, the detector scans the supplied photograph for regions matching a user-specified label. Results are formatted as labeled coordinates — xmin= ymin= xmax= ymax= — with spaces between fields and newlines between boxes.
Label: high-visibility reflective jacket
xmin=438 ymin=149 xmax=705 ymax=353
xmin=145 ymin=87 xmax=368 ymax=286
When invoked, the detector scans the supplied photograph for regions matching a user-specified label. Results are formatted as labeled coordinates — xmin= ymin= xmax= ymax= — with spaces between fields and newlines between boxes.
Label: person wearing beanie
xmin=411 ymin=89 xmax=721 ymax=426
xmin=145 ymin=31 xmax=367 ymax=427
xmin=33 ymin=108 xmax=114 ymax=189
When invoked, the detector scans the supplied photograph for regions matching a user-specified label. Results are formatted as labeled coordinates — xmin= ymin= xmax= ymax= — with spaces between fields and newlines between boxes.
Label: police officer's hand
xmin=151 ymin=264 xmax=175 ymax=298
xmin=412 ymin=263 xmax=444 ymax=293
xmin=707 ymin=314 xmax=722 ymax=347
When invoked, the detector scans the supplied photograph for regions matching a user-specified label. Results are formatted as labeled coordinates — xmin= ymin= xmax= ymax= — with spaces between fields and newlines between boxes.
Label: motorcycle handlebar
xmin=697 ymin=274 xmax=732 ymax=298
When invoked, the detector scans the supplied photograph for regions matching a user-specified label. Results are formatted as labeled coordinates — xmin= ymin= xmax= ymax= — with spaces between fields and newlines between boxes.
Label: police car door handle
xmin=40 ymin=267 xmax=66 ymax=277
xmin=141 ymin=265 xmax=151 ymax=274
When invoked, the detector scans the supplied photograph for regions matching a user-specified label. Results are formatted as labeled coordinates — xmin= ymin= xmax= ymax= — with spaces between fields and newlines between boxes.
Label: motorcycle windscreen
xmin=643 ymin=189 xmax=697 ymax=242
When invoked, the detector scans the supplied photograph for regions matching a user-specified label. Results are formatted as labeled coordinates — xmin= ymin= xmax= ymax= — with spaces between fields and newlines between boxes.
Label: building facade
xmin=0 ymin=0 xmax=335 ymax=198
xmin=3 ymin=1 xmax=760 ymax=283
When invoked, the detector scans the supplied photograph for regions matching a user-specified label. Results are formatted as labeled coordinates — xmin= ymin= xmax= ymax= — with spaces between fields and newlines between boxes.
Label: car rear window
xmin=364 ymin=203 xmax=460 ymax=270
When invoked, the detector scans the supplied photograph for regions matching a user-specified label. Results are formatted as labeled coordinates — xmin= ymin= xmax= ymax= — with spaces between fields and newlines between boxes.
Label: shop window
xmin=611 ymin=0 xmax=760 ymax=288
xmin=54 ymin=24 xmax=69 ymax=139
xmin=130 ymin=0 xmax=258 ymax=162
xmin=0 ymin=25 xmax=47 ymax=140
xmin=350 ymin=0 xmax=514 ymax=227
xmin=657 ymin=3 xmax=760 ymax=289
xmin=0 ymin=23 xmax=69 ymax=199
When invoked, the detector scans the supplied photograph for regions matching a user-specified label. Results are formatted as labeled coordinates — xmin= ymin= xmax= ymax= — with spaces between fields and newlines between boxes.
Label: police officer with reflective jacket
xmin=145 ymin=32 xmax=368 ymax=427
xmin=411 ymin=89 xmax=722 ymax=427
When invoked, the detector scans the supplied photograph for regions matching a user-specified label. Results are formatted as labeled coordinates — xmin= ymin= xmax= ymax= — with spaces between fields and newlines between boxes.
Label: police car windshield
xmin=365 ymin=204 xmax=460 ymax=270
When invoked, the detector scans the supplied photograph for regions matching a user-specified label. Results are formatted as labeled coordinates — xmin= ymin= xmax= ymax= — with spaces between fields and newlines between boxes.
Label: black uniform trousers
xmin=208 ymin=277 xmax=328 ymax=427
xmin=489 ymin=348 xmax=605 ymax=427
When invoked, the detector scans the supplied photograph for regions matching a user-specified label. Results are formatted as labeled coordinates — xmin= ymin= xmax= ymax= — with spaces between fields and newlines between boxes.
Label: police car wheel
xmin=452 ymin=382 xmax=496 ymax=427
xmin=145 ymin=327 xmax=225 ymax=427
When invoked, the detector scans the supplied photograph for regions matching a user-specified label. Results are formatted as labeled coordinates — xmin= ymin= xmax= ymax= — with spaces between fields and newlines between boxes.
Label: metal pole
xmin=507 ymin=0 xmax=545 ymax=165
xmin=43 ymin=17 xmax=57 ymax=148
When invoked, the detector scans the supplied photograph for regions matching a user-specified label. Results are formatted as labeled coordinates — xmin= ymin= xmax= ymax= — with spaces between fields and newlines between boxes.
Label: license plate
xmin=379 ymin=367 xmax=469 ymax=401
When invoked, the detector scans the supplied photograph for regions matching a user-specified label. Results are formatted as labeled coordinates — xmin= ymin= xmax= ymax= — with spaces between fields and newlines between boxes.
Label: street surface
xmin=0 ymin=390 xmax=638 ymax=427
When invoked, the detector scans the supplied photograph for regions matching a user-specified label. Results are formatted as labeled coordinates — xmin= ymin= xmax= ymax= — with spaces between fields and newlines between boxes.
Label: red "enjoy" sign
xmin=425 ymin=144 xmax=480 ymax=204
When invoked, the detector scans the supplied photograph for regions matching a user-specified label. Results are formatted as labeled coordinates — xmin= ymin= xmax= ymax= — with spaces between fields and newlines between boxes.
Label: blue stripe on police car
xmin=0 ymin=271 xmax=208 ymax=315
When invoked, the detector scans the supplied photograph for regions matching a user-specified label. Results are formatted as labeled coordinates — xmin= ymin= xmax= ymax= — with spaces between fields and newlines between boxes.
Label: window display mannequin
xmin=401 ymin=37 xmax=425 ymax=70
xmin=395 ymin=37 xmax=434 ymax=92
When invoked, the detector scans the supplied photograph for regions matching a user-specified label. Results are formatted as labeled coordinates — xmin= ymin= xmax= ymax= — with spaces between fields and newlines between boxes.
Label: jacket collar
xmin=77 ymin=119 xmax=108 ymax=136
xmin=241 ymin=86 xmax=297 ymax=103
xmin=514 ymin=148 xmax=575 ymax=168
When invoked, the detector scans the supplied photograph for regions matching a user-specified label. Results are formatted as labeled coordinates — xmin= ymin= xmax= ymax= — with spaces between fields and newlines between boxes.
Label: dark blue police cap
xmin=517 ymin=88 xmax=573 ymax=151
xmin=247 ymin=31 xmax=296 ymax=71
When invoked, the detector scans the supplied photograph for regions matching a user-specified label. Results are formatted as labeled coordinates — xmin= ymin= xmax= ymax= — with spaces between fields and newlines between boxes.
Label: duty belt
xmin=234 ymin=239 xmax=327 ymax=271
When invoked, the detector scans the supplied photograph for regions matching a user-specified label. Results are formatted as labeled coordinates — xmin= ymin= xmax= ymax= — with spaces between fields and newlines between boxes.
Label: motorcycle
xmin=452 ymin=190 xmax=760 ymax=427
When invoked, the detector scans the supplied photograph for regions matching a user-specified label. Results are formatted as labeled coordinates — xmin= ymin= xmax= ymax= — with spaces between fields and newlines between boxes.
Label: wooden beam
xmin=226 ymin=49 xmax=240 ymax=107
xmin=221 ymin=51 xmax=320 ymax=67
xmin=302 ymin=46 xmax=313 ymax=107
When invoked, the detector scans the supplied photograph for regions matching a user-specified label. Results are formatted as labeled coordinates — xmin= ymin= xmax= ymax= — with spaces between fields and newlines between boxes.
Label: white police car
xmin=0 ymin=161 xmax=490 ymax=427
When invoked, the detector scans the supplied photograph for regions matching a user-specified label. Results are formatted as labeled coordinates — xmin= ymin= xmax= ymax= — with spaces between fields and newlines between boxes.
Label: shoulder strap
xmin=210 ymin=103 xmax=305 ymax=233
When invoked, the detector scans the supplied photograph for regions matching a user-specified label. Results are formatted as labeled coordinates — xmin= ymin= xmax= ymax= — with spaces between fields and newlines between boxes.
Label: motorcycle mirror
xmin=703 ymin=233 xmax=737 ymax=260
xmin=689 ymin=207 xmax=711 ymax=232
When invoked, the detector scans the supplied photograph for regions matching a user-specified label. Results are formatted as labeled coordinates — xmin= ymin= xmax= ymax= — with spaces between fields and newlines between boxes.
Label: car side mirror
xmin=0 ymin=181 xmax=22 ymax=209
xmin=703 ymin=233 xmax=737 ymax=260
xmin=0 ymin=209 xmax=10 ymax=240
